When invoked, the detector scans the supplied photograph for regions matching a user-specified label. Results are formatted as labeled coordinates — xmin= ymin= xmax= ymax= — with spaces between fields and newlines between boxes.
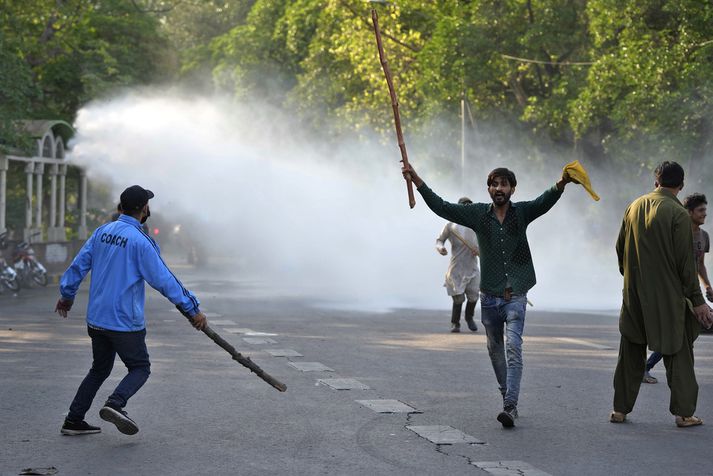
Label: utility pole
xmin=461 ymin=89 xmax=466 ymax=193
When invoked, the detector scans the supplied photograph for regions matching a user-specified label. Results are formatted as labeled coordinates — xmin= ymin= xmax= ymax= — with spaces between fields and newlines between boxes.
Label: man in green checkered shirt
xmin=403 ymin=163 xmax=575 ymax=428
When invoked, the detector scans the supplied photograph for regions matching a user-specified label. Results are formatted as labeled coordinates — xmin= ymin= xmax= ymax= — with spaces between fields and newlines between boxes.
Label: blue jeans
xmin=67 ymin=327 xmax=151 ymax=422
xmin=646 ymin=351 xmax=663 ymax=371
xmin=480 ymin=292 xmax=528 ymax=409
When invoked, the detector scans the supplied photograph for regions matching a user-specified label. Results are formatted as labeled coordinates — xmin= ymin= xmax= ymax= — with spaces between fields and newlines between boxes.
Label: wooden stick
xmin=449 ymin=228 xmax=479 ymax=256
xmin=371 ymin=9 xmax=416 ymax=209
xmin=177 ymin=306 xmax=287 ymax=392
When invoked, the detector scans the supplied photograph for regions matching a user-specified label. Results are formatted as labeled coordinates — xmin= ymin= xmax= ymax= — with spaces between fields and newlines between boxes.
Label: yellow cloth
xmin=564 ymin=160 xmax=600 ymax=201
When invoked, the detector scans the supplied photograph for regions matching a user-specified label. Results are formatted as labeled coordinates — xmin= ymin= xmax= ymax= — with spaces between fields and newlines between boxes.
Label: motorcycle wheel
xmin=2 ymin=277 xmax=20 ymax=292
xmin=31 ymin=267 xmax=48 ymax=287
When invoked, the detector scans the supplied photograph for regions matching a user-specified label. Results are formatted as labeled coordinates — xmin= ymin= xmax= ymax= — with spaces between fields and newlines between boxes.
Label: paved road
xmin=1 ymin=266 xmax=712 ymax=476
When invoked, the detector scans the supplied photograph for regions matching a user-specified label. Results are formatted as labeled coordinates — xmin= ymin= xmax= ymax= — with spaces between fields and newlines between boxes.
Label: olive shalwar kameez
xmin=614 ymin=189 xmax=705 ymax=417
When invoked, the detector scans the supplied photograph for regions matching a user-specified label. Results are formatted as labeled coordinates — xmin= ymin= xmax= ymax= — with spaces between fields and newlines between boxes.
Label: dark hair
xmin=487 ymin=168 xmax=517 ymax=187
xmin=683 ymin=193 xmax=707 ymax=211
xmin=654 ymin=161 xmax=684 ymax=188
xmin=458 ymin=197 xmax=473 ymax=205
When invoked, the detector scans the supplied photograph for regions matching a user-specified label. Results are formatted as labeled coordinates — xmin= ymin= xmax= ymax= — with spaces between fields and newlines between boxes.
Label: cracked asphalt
xmin=1 ymin=264 xmax=712 ymax=476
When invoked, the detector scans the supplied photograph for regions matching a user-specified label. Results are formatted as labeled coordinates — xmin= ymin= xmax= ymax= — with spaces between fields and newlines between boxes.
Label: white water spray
xmin=69 ymin=91 xmax=623 ymax=312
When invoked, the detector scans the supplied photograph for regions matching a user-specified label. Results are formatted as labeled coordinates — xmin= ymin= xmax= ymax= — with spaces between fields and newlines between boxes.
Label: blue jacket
xmin=60 ymin=215 xmax=200 ymax=331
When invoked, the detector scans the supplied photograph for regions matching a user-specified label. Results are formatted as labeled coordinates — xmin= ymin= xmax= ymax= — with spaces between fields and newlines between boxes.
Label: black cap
xmin=120 ymin=185 xmax=154 ymax=212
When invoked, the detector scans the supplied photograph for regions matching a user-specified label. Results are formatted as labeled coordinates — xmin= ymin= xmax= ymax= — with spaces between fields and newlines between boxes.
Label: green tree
xmin=289 ymin=0 xmax=438 ymax=135
xmin=415 ymin=1 xmax=591 ymax=142
xmin=0 ymin=30 xmax=38 ymax=148
xmin=158 ymin=0 xmax=256 ymax=89
xmin=0 ymin=0 xmax=174 ymax=120
xmin=211 ymin=0 xmax=297 ymax=102
xmin=0 ymin=0 xmax=176 ymax=234
xmin=572 ymin=0 xmax=713 ymax=182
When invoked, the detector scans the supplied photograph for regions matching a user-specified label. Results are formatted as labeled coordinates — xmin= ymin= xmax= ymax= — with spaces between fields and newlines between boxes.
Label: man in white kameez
xmin=436 ymin=197 xmax=480 ymax=333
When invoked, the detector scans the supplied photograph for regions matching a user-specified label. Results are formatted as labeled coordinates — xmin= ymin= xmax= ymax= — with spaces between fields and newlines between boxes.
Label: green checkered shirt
xmin=418 ymin=183 xmax=563 ymax=295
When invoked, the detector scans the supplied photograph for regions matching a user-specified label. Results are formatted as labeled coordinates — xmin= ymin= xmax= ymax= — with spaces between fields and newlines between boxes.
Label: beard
xmin=489 ymin=190 xmax=512 ymax=206
xmin=141 ymin=206 xmax=151 ymax=224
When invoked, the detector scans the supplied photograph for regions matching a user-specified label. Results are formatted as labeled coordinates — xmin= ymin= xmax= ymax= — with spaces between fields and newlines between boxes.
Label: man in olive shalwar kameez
xmin=612 ymin=161 xmax=713 ymax=427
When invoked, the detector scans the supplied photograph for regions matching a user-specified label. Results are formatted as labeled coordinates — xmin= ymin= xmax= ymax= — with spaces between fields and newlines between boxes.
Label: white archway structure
xmin=0 ymin=120 xmax=86 ymax=241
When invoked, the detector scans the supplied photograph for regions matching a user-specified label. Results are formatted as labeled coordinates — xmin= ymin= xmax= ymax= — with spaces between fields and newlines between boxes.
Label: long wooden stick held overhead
xmin=371 ymin=9 xmax=416 ymax=209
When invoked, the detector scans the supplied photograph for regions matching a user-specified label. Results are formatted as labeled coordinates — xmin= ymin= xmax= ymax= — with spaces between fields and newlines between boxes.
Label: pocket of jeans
xmin=480 ymin=293 xmax=495 ymax=307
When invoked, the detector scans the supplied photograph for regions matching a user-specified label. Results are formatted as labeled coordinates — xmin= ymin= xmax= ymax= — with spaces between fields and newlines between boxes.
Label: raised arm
xmin=522 ymin=185 xmax=564 ymax=224
xmin=402 ymin=162 xmax=424 ymax=188
xmin=520 ymin=167 xmax=579 ymax=223
xmin=555 ymin=168 xmax=577 ymax=192
xmin=402 ymin=163 xmax=480 ymax=229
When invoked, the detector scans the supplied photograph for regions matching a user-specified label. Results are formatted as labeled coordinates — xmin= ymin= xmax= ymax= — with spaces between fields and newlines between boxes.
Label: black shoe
xmin=497 ymin=406 xmax=517 ymax=428
xmin=61 ymin=419 xmax=101 ymax=436
xmin=100 ymin=403 xmax=139 ymax=435
xmin=450 ymin=323 xmax=461 ymax=333
xmin=465 ymin=318 xmax=478 ymax=332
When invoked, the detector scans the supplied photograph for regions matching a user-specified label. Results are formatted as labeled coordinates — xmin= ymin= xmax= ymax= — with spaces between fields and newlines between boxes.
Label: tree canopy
xmin=2 ymin=0 xmax=712 ymax=183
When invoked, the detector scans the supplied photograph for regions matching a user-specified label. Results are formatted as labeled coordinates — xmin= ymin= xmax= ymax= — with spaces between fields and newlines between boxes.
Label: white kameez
xmin=436 ymin=222 xmax=480 ymax=298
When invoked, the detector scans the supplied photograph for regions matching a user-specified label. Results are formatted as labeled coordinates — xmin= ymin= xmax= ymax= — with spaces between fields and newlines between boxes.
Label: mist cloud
xmin=69 ymin=90 xmax=623 ymax=313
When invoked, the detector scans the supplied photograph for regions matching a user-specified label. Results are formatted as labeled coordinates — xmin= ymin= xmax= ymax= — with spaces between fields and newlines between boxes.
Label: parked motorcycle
xmin=13 ymin=231 xmax=48 ymax=287
xmin=0 ymin=232 xmax=20 ymax=293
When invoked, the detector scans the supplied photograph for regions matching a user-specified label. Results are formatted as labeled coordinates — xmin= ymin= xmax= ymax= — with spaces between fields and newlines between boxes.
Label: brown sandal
xmin=675 ymin=416 xmax=703 ymax=427
xmin=609 ymin=411 xmax=626 ymax=423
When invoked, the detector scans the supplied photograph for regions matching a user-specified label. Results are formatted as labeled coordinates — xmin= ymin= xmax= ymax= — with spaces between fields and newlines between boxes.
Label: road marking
xmin=555 ymin=337 xmax=614 ymax=350
xmin=209 ymin=319 xmax=237 ymax=325
xmin=244 ymin=331 xmax=278 ymax=337
xmin=243 ymin=337 xmax=277 ymax=344
xmin=407 ymin=425 xmax=483 ymax=444
xmin=265 ymin=349 xmax=303 ymax=357
xmin=472 ymin=460 xmax=552 ymax=475
xmin=318 ymin=378 xmax=370 ymax=390
xmin=223 ymin=328 xmax=254 ymax=334
xmin=356 ymin=399 xmax=421 ymax=413
xmin=288 ymin=362 xmax=334 ymax=372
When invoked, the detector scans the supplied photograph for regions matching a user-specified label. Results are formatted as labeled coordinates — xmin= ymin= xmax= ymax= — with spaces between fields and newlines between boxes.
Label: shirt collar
xmin=654 ymin=188 xmax=683 ymax=205
xmin=118 ymin=214 xmax=142 ymax=227
xmin=487 ymin=201 xmax=516 ymax=215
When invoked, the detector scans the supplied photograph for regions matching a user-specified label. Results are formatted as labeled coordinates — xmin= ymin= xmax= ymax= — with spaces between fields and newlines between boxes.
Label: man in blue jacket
xmin=56 ymin=185 xmax=207 ymax=436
